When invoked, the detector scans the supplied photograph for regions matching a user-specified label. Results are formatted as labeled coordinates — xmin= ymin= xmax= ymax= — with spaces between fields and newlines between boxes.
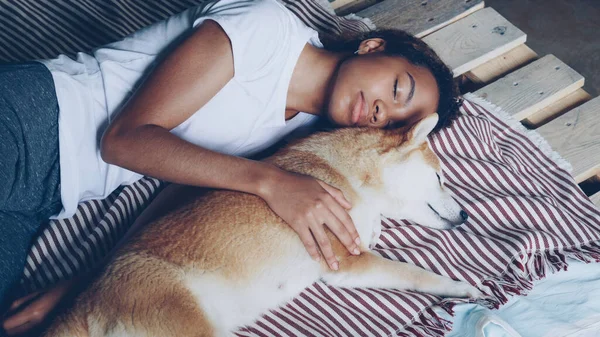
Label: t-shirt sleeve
xmin=192 ymin=0 xmax=299 ymax=79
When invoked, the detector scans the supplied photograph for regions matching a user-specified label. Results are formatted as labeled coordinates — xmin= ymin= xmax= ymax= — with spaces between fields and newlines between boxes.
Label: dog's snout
xmin=428 ymin=203 xmax=467 ymax=228
xmin=448 ymin=210 xmax=469 ymax=228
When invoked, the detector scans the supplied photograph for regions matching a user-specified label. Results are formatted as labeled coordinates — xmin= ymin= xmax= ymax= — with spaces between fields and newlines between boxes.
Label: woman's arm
xmin=101 ymin=20 xmax=360 ymax=270
xmin=101 ymin=20 xmax=284 ymax=202
xmin=101 ymin=20 xmax=239 ymax=187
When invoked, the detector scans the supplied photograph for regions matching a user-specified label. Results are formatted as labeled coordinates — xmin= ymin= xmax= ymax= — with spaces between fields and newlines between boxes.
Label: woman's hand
xmin=260 ymin=170 xmax=361 ymax=270
xmin=2 ymin=279 xmax=74 ymax=336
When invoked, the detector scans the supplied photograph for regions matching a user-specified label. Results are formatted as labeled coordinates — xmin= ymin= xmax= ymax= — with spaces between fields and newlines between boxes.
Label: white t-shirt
xmin=40 ymin=0 xmax=321 ymax=219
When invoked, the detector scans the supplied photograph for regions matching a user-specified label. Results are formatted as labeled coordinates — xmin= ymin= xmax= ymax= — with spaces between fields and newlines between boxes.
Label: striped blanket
xmin=2 ymin=1 xmax=600 ymax=336
xmin=231 ymin=95 xmax=600 ymax=336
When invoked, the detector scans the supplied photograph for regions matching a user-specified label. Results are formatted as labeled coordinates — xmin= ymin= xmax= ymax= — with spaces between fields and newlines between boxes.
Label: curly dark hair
xmin=321 ymin=29 xmax=462 ymax=132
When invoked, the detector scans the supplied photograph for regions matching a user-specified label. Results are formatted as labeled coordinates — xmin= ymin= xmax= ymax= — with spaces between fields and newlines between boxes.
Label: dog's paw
xmin=463 ymin=284 xmax=485 ymax=299
xmin=444 ymin=280 xmax=485 ymax=299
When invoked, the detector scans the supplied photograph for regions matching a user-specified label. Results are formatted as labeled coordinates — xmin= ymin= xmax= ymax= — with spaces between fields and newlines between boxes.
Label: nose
xmin=372 ymin=101 xmax=387 ymax=125
xmin=460 ymin=210 xmax=469 ymax=222
xmin=449 ymin=210 xmax=469 ymax=229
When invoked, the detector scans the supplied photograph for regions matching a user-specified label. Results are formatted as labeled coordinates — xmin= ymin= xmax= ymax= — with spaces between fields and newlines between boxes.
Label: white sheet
xmin=442 ymin=259 xmax=600 ymax=337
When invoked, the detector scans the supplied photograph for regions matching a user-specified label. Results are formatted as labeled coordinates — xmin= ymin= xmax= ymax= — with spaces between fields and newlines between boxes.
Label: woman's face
xmin=326 ymin=53 xmax=440 ymax=129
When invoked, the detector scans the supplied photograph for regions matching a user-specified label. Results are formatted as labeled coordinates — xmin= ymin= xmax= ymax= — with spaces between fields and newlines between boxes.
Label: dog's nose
xmin=460 ymin=210 xmax=469 ymax=222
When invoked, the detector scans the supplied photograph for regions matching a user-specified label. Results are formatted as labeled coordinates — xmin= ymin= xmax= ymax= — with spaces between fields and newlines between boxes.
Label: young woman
xmin=0 ymin=0 xmax=461 ymax=334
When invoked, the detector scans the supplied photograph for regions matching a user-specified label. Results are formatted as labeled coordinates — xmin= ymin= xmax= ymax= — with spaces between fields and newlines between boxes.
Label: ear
xmin=410 ymin=113 xmax=439 ymax=145
xmin=356 ymin=38 xmax=386 ymax=54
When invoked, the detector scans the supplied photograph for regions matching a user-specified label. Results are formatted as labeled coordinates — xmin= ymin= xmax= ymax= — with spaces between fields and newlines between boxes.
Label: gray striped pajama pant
xmin=0 ymin=62 xmax=62 ymax=313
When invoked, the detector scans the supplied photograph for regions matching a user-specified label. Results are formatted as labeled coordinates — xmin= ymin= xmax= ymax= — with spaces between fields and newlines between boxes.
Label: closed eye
xmin=393 ymin=78 xmax=398 ymax=101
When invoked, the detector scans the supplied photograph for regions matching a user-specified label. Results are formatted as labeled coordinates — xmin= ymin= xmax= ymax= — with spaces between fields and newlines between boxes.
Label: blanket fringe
xmin=396 ymin=308 xmax=452 ymax=337
xmin=401 ymin=242 xmax=600 ymax=336
xmin=476 ymin=244 xmax=600 ymax=308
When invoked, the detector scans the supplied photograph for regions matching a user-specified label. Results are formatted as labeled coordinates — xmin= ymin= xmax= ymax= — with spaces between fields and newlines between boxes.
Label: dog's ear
xmin=409 ymin=113 xmax=439 ymax=145
xmin=381 ymin=113 xmax=439 ymax=154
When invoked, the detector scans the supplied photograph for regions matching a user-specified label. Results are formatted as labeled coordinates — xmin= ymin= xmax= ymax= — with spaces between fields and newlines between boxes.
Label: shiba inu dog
xmin=45 ymin=114 xmax=482 ymax=337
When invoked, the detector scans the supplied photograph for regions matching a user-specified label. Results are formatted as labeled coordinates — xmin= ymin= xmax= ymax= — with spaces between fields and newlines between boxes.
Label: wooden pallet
xmin=331 ymin=0 xmax=600 ymax=208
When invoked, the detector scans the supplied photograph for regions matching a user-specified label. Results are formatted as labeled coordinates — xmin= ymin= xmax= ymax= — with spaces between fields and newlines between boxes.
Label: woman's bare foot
xmin=2 ymin=279 xmax=74 ymax=336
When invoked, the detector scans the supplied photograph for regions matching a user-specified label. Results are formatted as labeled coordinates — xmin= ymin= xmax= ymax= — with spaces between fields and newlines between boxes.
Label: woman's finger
xmin=5 ymin=291 xmax=41 ymax=313
xmin=324 ymin=194 xmax=361 ymax=247
xmin=318 ymin=203 xmax=360 ymax=256
xmin=3 ymin=280 xmax=73 ymax=335
xmin=318 ymin=181 xmax=352 ymax=210
xmin=310 ymin=222 xmax=338 ymax=270
xmin=296 ymin=225 xmax=321 ymax=262
xmin=3 ymin=301 xmax=44 ymax=332
xmin=5 ymin=320 xmax=37 ymax=336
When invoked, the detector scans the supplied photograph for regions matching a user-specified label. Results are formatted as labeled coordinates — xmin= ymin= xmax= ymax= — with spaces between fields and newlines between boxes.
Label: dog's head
xmin=284 ymin=114 xmax=467 ymax=230
xmin=377 ymin=114 xmax=467 ymax=229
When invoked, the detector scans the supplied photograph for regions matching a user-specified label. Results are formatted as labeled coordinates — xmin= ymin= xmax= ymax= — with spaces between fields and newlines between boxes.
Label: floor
xmin=484 ymin=0 xmax=600 ymax=97
xmin=484 ymin=0 xmax=600 ymax=195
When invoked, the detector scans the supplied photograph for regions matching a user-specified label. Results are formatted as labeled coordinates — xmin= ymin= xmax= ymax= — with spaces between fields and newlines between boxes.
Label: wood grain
xmin=357 ymin=0 xmax=484 ymax=38
xmin=422 ymin=7 xmax=527 ymax=76
xmin=524 ymin=89 xmax=592 ymax=128
xmin=473 ymin=55 xmax=585 ymax=121
xmin=466 ymin=44 xmax=538 ymax=84
xmin=537 ymin=97 xmax=600 ymax=183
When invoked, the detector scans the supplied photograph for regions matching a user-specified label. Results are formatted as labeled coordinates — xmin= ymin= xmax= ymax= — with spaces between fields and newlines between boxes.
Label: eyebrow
xmin=405 ymin=71 xmax=416 ymax=106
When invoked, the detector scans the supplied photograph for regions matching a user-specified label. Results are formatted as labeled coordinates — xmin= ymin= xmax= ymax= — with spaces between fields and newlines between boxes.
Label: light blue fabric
xmin=443 ymin=259 xmax=600 ymax=337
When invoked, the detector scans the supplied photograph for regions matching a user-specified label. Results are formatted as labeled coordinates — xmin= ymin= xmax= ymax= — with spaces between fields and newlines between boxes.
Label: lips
xmin=351 ymin=91 xmax=368 ymax=125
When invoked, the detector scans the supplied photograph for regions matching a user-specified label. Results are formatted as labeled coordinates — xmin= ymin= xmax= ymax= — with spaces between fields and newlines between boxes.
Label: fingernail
xmin=353 ymin=248 xmax=360 ymax=255
xmin=355 ymin=237 xmax=361 ymax=245
xmin=332 ymin=262 xmax=339 ymax=270
xmin=315 ymin=256 xmax=321 ymax=262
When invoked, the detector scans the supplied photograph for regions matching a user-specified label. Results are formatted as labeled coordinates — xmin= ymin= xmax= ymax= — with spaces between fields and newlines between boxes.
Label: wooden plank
xmin=357 ymin=0 xmax=484 ymax=38
xmin=422 ymin=7 xmax=527 ymax=76
xmin=537 ymin=97 xmax=600 ymax=183
xmin=524 ymin=89 xmax=592 ymax=128
xmin=591 ymin=192 xmax=600 ymax=208
xmin=333 ymin=0 xmax=381 ymax=15
xmin=473 ymin=55 xmax=585 ymax=121
xmin=329 ymin=0 xmax=367 ymax=10
xmin=466 ymin=44 xmax=538 ymax=84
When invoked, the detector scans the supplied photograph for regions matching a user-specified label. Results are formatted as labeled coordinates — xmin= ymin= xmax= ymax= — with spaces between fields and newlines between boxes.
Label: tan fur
xmin=45 ymin=115 xmax=481 ymax=337
xmin=419 ymin=142 xmax=441 ymax=171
